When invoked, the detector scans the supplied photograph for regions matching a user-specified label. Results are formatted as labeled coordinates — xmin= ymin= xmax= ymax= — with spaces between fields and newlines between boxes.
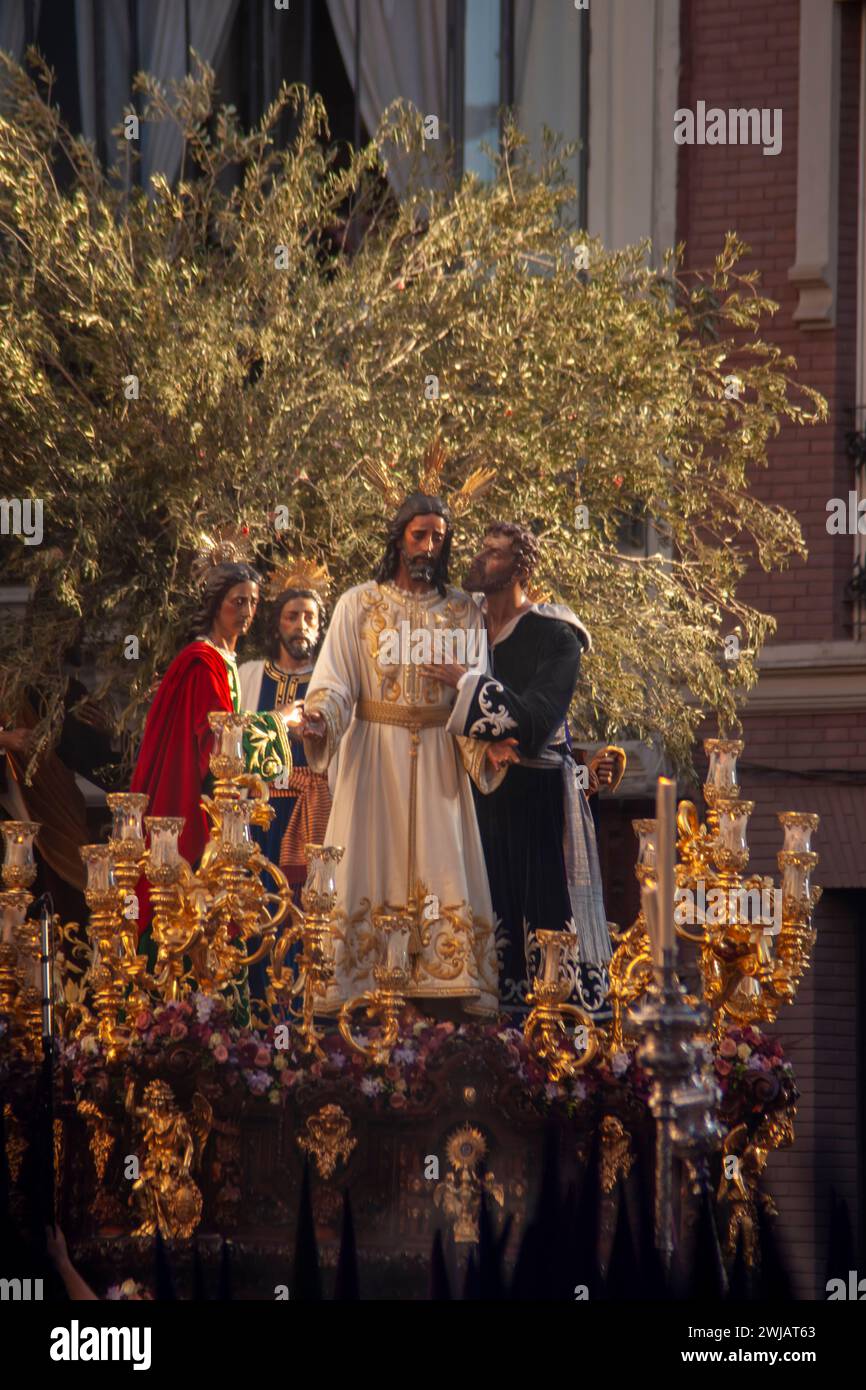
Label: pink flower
xmin=213 ymin=1045 xmax=229 ymax=1063
xmin=170 ymin=1022 xmax=188 ymax=1041
xmin=134 ymin=1010 xmax=152 ymax=1032
xmin=714 ymin=1058 xmax=733 ymax=1076
xmin=254 ymin=1047 xmax=271 ymax=1069
xmin=279 ymin=1068 xmax=296 ymax=1088
xmin=389 ymin=1092 xmax=407 ymax=1109
xmin=719 ymin=1037 xmax=737 ymax=1058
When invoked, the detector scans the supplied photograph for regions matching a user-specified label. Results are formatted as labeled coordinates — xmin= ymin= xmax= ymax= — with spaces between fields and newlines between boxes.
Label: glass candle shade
xmin=715 ymin=799 xmax=753 ymax=855
xmin=106 ymin=792 xmax=149 ymax=843
xmin=304 ymin=844 xmax=343 ymax=899
xmin=640 ymin=878 xmax=661 ymax=966
xmin=703 ymin=739 xmax=743 ymax=797
xmin=536 ymin=929 xmax=568 ymax=985
xmin=79 ymin=844 xmax=116 ymax=895
xmin=384 ymin=923 xmax=410 ymax=973
xmin=1 ymin=821 xmax=40 ymax=876
xmin=144 ymin=817 xmax=185 ymax=870
xmin=780 ymin=851 xmax=816 ymax=904
xmin=218 ymin=800 xmax=254 ymax=855
xmin=778 ymin=812 xmax=819 ymax=855
xmin=632 ymin=818 xmax=658 ymax=873
xmin=208 ymin=712 xmax=249 ymax=766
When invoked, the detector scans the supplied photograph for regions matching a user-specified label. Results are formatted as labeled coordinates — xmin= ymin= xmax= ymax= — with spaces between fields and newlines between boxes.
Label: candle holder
xmin=777 ymin=811 xmax=819 ymax=855
xmin=711 ymin=797 xmax=754 ymax=877
xmin=106 ymin=793 xmax=152 ymax=1007
xmin=702 ymin=738 xmax=743 ymax=837
xmin=79 ymin=844 xmax=128 ymax=1061
xmin=208 ymin=712 xmax=251 ymax=798
xmin=144 ymin=817 xmax=199 ymax=1002
xmin=191 ymin=796 xmax=294 ymax=997
xmin=524 ymin=929 xmax=601 ymax=1080
xmin=269 ymin=845 xmax=341 ymax=1059
xmin=633 ymin=817 xmax=657 ymax=871
xmin=776 ymin=843 xmax=821 ymax=997
xmin=339 ymin=905 xmax=412 ymax=1066
xmin=0 ymin=941 xmax=21 ymax=1021
xmin=606 ymin=822 xmax=660 ymax=1052
xmin=1 ymin=820 xmax=40 ymax=892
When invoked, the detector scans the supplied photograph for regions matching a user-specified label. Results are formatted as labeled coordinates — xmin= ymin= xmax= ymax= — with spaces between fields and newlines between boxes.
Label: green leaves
xmin=0 ymin=53 xmax=826 ymax=777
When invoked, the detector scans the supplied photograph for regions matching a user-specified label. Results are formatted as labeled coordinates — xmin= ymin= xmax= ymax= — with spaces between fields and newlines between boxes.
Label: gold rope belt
xmin=355 ymin=699 xmax=450 ymax=729
xmin=354 ymin=699 xmax=449 ymax=904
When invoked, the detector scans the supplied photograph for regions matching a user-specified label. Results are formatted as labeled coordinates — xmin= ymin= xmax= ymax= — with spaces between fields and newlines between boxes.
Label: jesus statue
xmin=302 ymin=479 xmax=503 ymax=1018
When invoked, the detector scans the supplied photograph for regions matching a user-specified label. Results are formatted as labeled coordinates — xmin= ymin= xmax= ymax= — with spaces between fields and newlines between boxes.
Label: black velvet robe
xmin=448 ymin=606 xmax=609 ymax=1012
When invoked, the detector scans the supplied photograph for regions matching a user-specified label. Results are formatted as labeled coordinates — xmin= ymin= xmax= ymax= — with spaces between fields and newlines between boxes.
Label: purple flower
xmin=243 ymin=1068 xmax=271 ymax=1095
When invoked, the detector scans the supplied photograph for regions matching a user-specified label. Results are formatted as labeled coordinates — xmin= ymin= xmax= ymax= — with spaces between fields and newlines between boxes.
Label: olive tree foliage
xmin=0 ymin=52 xmax=825 ymax=780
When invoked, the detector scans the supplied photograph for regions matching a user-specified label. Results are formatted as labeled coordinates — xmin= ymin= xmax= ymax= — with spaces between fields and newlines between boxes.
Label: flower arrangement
xmin=713 ymin=1023 xmax=798 ymax=1130
xmin=55 ymin=996 xmax=658 ymax=1116
xmin=48 ymin=999 xmax=794 ymax=1135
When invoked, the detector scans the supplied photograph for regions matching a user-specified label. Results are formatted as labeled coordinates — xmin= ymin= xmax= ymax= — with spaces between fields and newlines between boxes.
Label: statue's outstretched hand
xmin=302 ymin=711 xmax=326 ymax=740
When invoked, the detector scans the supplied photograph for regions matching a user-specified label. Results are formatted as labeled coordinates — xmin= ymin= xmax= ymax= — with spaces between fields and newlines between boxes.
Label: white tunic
xmin=302 ymin=580 xmax=503 ymax=1016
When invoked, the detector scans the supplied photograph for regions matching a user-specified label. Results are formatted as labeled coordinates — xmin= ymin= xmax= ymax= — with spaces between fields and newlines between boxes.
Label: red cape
xmin=130 ymin=641 xmax=233 ymax=931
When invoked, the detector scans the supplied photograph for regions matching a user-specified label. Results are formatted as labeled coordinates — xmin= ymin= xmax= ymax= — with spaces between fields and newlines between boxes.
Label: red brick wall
xmin=678 ymin=0 xmax=862 ymax=645
xmin=677 ymin=0 xmax=865 ymax=1297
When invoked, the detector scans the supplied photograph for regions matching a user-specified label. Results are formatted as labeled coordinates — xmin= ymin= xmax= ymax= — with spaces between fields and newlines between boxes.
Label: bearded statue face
xmin=465 ymin=531 xmax=521 ymax=594
xmin=398 ymin=512 xmax=449 ymax=586
xmin=277 ymin=595 xmax=321 ymax=661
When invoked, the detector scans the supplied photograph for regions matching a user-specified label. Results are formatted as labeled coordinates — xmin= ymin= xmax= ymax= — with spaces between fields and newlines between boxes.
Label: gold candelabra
xmin=338 ymin=906 xmax=412 ymax=1065
xmin=524 ymin=930 xmax=601 ymax=1080
xmin=605 ymin=738 xmax=820 ymax=1051
xmin=268 ymin=843 xmax=340 ymax=1060
xmin=0 ymin=711 xmax=347 ymax=1066
xmin=0 ymin=821 xmax=42 ymax=1057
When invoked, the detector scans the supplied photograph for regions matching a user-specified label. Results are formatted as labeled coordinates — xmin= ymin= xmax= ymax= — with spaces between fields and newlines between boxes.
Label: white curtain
xmin=0 ymin=0 xmax=41 ymax=60
xmin=74 ymin=0 xmax=132 ymax=165
xmin=74 ymin=0 xmax=238 ymax=187
xmin=514 ymin=0 xmax=583 ymax=216
xmin=325 ymin=0 xmax=447 ymax=155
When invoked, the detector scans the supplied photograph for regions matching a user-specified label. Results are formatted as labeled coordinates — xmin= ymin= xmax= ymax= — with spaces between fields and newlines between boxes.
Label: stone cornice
xmin=746 ymin=640 xmax=866 ymax=712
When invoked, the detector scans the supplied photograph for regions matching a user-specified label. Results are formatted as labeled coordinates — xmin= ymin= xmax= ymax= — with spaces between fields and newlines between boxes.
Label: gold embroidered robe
xmin=302 ymin=580 xmax=502 ymax=1016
